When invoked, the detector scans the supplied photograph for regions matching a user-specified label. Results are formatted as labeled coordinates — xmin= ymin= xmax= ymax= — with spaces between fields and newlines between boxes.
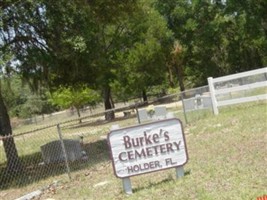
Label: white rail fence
xmin=208 ymin=67 xmax=267 ymax=115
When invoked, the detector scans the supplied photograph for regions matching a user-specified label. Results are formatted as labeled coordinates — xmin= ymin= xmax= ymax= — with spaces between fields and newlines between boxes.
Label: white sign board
xmin=108 ymin=118 xmax=188 ymax=178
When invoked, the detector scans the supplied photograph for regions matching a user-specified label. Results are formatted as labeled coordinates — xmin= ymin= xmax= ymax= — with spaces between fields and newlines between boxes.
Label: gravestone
xmin=154 ymin=106 xmax=167 ymax=119
xmin=138 ymin=108 xmax=149 ymax=123
xmin=41 ymin=139 xmax=83 ymax=164
xmin=184 ymin=95 xmax=212 ymax=111
xmin=194 ymin=94 xmax=203 ymax=109
xmin=183 ymin=98 xmax=195 ymax=111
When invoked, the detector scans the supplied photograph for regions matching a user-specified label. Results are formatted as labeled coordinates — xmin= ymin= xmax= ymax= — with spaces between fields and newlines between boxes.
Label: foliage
xmin=0 ymin=0 xmax=266 ymax=171
xmin=113 ymin=1 xmax=173 ymax=100
xmin=19 ymin=94 xmax=55 ymax=118
xmin=50 ymin=85 xmax=100 ymax=111
xmin=154 ymin=0 xmax=267 ymax=86
xmin=2 ymin=0 xmax=265 ymax=103
xmin=1 ymin=75 xmax=55 ymax=118
xmin=1 ymin=0 xmax=266 ymax=90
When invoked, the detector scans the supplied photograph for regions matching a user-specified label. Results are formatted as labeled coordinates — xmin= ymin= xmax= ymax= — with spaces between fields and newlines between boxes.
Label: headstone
xmin=184 ymin=98 xmax=195 ymax=111
xmin=138 ymin=108 xmax=149 ymax=123
xmin=184 ymin=95 xmax=212 ymax=112
xmin=154 ymin=106 xmax=167 ymax=119
xmin=41 ymin=139 xmax=83 ymax=164
xmin=194 ymin=94 xmax=203 ymax=109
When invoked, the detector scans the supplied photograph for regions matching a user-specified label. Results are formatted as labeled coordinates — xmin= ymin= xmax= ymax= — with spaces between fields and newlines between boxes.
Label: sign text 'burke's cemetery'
xmin=108 ymin=118 xmax=188 ymax=178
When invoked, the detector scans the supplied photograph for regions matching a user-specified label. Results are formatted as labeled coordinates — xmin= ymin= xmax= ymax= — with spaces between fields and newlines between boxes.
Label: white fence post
xmin=208 ymin=77 xmax=219 ymax=115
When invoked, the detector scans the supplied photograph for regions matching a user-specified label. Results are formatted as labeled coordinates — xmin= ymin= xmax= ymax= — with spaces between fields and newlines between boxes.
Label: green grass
xmin=0 ymin=101 xmax=266 ymax=200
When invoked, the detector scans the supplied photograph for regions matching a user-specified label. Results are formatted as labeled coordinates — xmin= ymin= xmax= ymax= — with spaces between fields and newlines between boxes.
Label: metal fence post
xmin=57 ymin=124 xmax=71 ymax=180
xmin=208 ymin=77 xmax=219 ymax=115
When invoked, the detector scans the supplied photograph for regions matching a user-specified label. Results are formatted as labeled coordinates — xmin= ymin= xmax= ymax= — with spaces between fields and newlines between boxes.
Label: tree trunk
xmin=103 ymin=86 xmax=115 ymax=121
xmin=174 ymin=63 xmax=185 ymax=92
xmin=110 ymin=94 xmax=115 ymax=108
xmin=0 ymin=92 xmax=23 ymax=172
xmin=167 ymin=64 xmax=175 ymax=88
xmin=142 ymin=90 xmax=148 ymax=103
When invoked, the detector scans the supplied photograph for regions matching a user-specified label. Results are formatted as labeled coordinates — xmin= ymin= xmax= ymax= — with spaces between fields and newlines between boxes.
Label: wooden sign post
xmin=108 ymin=118 xmax=188 ymax=194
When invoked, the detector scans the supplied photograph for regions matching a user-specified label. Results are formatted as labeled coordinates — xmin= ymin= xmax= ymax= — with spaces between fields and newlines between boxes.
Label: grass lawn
xmin=1 ymin=101 xmax=266 ymax=200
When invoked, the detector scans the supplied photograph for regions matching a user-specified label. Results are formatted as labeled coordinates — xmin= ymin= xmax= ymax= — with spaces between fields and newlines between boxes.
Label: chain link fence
xmin=0 ymin=79 xmax=266 ymax=199
xmin=1 ymin=79 xmax=265 ymax=199
xmin=0 ymin=95 xmax=187 ymax=195
xmin=1 ymin=66 xmax=266 ymax=199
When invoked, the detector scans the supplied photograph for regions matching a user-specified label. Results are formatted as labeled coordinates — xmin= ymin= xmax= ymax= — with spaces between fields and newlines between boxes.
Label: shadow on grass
xmin=132 ymin=169 xmax=191 ymax=193
xmin=132 ymin=177 xmax=175 ymax=193
xmin=0 ymin=139 xmax=109 ymax=190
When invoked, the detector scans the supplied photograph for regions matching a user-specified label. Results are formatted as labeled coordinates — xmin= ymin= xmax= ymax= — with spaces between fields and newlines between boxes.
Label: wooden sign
xmin=108 ymin=118 xmax=188 ymax=178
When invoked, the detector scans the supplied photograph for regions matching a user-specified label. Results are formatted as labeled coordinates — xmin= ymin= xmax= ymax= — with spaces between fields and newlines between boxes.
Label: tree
xmin=0 ymin=54 xmax=22 ymax=172
xmin=37 ymin=0 xmax=138 ymax=121
xmin=113 ymin=1 xmax=173 ymax=102
xmin=0 ymin=45 xmax=22 ymax=171
xmin=2 ymin=0 xmax=265 ymax=174
xmin=154 ymin=0 xmax=267 ymax=86
xmin=50 ymin=85 xmax=100 ymax=123
xmin=0 ymin=91 xmax=22 ymax=172
xmin=1 ymin=0 xmax=172 ymax=121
